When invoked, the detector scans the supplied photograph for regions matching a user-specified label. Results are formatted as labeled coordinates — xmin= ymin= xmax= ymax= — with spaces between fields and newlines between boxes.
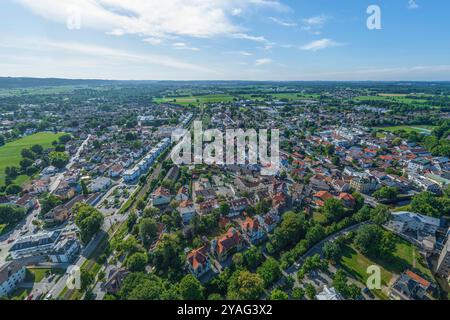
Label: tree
xmin=39 ymin=193 xmax=62 ymax=214
xmin=20 ymin=158 xmax=33 ymax=170
xmin=80 ymin=270 xmax=94 ymax=292
xmin=292 ymin=287 xmax=305 ymax=300
xmin=354 ymin=224 xmax=396 ymax=259
xmin=139 ymin=218 xmax=158 ymax=247
xmin=31 ymin=144 xmax=44 ymax=155
xmin=370 ymin=205 xmax=391 ymax=225
xmin=232 ymin=253 xmax=244 ymax=267
xmin=119 ymin=273 xmax=178 ymax=300
xmin=127 ymin=252 xmax=148 ymax=272
xmin=73 ymin=203 xmax=104 ymax=244
xmin=21 ymin=148 xmax=35 ymax=160
xmin=269 ymin=289 xmax=289 ymax=300
xmin=257 ymin=257 xmax=282 ymax=288
xmin=271 ymin=211 xmax=307 ymax=252
xmin=305 ymin=283 xmax=316 ymax=300
xmin=0 ymin=205 xmax=25 ymax=226
xmin=323 ymin=241 xmax=342 ymax=262
xmin=151 ymin=233 xmax=184 ymax=277
xmin=5 ymin=184 xmax=22 ymax=195
xmin=373 ymin=187 xmax=399 ymax=201
xmin=410 ymin=192 xmax=443 ymax=217
xmin=80 ymin=180 xmax=89 ymax=195
xmin=0 ymin=134 xmax=5 ymax=146
xmin=333 ymin=269 xmax=361 ymax=299
xmin=58 ymin=134 xmax=72 ymax=144
xmin=243 ymin=246 xmax=264 ymax=270
xmin=323 ymin=198 xmax=346 ymax=222
xmin=179 ymin=274 xmax=204 ymax=300
xmin=49 ymin=151 xmax=69 ymax=169
xmin=227 ymin=270 xmax=265 ymax=300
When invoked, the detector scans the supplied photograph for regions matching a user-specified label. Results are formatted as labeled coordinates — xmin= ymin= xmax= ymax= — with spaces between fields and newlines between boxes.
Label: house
xmin=42 ymin=166 xmax=57 ymax=176
xmin=408 ymin=158 xmax=432 ymax=172
xmin=316 ymin=286 xmax=343 ymax=300
xmin=187 ymin=246 xmax=211 ymax=278
xmin=229 ymin=198 xmax=249 ymax=217
xmin=0 ymin=261 xmax=26 ymax=297
xmin=15 ymin=194 xmax=38 ymax=212
xmin=313 ymin=191 xmax=334 ymax=207
xmin=53 ymin=180 xmax=77 ymax=200
xmin=350 ymin=176 xmax=378 ymax=194
xmin=196 ymin=199 xmax=219 ymax=216
xmin=123 ymin=167 xmax=141 ymax=182
xmin=386 ymin=211 xmax=442 ymax=236
xmin=258 ymin=212 xmax=280 ymax=233
xmin=109 ymin=164 xmax=124 ymax=178
xmin=389 ymin=270 xmax=431 ymax=300
xmin=339 ymin=192 xmax=356 ymax=208
xmin=89 ymin=177 xmax=112 ymax=193
xmin=240 ymin=216 xmax=265 ymax=244
xmin=151 ymin=186 xmax=172 ymax=206
xmin=175 ymin=186 xmax=189 ymax=201
xmin=211 ymin=228 xmax=245 ymax=262
xmin=178 ymin=200 xmax=196 ymax=225
xmin=103 ymin=268 xmax=130 ymax=295
xmin=195 ymin=188 xmax=217 ymax=201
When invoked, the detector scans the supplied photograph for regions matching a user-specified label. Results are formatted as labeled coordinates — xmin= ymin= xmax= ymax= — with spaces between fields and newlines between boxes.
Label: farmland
xmin=0 ymin=132 xmax=65 ymax=186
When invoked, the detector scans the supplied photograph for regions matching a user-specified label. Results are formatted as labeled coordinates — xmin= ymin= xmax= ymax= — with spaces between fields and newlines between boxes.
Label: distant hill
xmin=0 ymin=77 xmax=122 ymax=89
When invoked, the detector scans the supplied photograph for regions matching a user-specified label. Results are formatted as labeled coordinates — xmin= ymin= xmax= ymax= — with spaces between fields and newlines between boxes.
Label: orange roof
xmin=314 ymin=191 xmax=334 ymax=201
xmin=406 ymin=270 xmax=430 ymax=287
xmin=187 ymin=247 xmax=209 ymax=271
xmin=339 ymin=193 xmax=355 ymax=202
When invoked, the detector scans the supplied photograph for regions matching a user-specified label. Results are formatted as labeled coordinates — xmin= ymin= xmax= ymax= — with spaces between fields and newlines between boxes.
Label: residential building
xmin=389 ymin=270 xmax=431 ymax=300
xmin=316 ymin=286 xmax=343 ymax=300
xmin=151 ymin=186 xmax=172 ymax=206
xmin=211 ymin=228 xmax=245 ymax=262
xmin=436 ymin=235 xmax=450 ymax=278
xmin=9 ymin=230 xmax=62 ymax=260
xmin=386 ymin=211 xmax=442 ymax=236
xmin=0 ymin=261 xmax=26 ymax=297
xmin=187 ymin=246 xmax=211 ymax=278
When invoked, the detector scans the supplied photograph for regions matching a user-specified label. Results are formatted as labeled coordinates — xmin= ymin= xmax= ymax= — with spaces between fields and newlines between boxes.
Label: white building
xmin=9 ymin=230 xmax=62 ymax=260
xmin=49 ymin=238 xmax=81 ymax=263
xmin=387 ymin=211 xmax=442 ymax=236
xmin=316 ymin=286 xmax=343 ymax=300
xmin=436 ymin=234 xmax=450 ymax=279
xmin=0 ymin=261 xmax=26 ymax=297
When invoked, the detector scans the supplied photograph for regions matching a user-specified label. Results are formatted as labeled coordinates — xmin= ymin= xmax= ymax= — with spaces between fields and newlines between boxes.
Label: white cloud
xmin=408 ymin=0 xmax=419 ymax=9
xmin=17 ymin=0 xmax=286 ymax=42
xmin=172 ymin=42 xmax=200 ymax=51
xmin=230 ymin=33 xmax=268 ymax=43
xmin=300 ymin=38 xmax=342 ymax=52
xmin=269 ymin=17 xmax=297 ymax=27
xmin=0 ymin=37 xmax=210 ymax=72
xmin=303 ymin=15 xmax=328 ymax=27
xmin=255 ymin=58 xmax=272 ymax=66
xmin=143 ymin=37 xmax=162 ymax=45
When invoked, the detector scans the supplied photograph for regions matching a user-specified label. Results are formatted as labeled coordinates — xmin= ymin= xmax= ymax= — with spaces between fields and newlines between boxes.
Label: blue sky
xmin=0 ymin=0 xmax=449 ymax=81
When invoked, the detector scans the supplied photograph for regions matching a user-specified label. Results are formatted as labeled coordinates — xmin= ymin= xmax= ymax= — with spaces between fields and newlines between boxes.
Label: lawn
xmin=374 ymin=125 xmax=435 ymax=134
xmin=0 ymin=132 xmax=65 ymax=186
xmin=340 ymin=236 xmax=433 ymax=299
xmin=25 ymin=267 xmax=65 ymax=283
xmin=154 ymin=94 xmax=235 ymax=106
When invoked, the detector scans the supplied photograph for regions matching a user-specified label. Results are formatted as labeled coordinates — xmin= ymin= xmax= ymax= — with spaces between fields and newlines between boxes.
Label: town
xmin=0 ymin=80 xmax=449 ymax=301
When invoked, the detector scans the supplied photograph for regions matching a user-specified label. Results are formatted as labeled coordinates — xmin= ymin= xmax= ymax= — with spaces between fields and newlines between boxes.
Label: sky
xmin=0 ymin=0 xmax=449 ymax=81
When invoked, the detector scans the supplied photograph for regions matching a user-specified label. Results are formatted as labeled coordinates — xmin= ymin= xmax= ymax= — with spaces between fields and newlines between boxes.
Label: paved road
xmin=49 ymin=134 xmax=91 ymax=193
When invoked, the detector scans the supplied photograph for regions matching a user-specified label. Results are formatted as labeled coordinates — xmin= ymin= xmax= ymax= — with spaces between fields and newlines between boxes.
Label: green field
xmin=340 ymin=236 xmax=433 ymax=299
xmin=0 ymin=132 xmax=65 ymax=186
xmin=154 ymin=94 xmax=235 ymax=106
xmin=25 ymin=267 xmax=65 ymax=283
xmin=374 ymin=125 xmax=435 ymax=134
xmin=354 ymin=95 xmax=430 ymax=105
